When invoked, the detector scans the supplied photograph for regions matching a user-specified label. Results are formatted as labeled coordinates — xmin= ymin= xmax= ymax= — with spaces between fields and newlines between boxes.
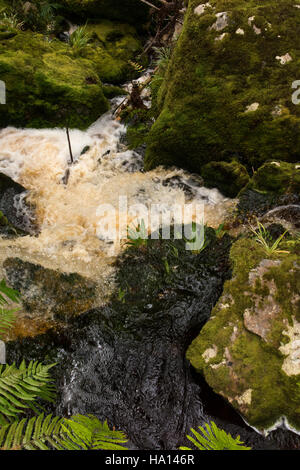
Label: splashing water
xmin=0 ymin=108 xmax=234 ymax=282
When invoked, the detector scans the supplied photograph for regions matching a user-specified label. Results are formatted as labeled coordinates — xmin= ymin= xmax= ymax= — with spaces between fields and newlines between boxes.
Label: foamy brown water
xmin=0 ymin=110 xmax=235 ymax=284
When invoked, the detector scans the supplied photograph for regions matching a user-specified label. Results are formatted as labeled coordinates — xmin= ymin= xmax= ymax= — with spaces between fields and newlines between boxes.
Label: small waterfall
xmin=0 ymin=104 xmax=234 ymax=282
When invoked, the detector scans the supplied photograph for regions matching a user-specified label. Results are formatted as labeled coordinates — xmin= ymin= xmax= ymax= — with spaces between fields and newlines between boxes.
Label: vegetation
xmin=187 ymin=236 xmax=300 ymax=432
xmin=126 ymin=219 xmax=148 ymax=248
xmin=0 ymin=280 xmax=128 ymax=450
xmin=180 ymin=421 xmax=251 ymax=451
xmin=249 ymin=220 xmax=289 ymax=257
xmin=145 ymin=0 xmax=300 ymax=173
xmin=69 ymin=25 xmax=91 ymax=56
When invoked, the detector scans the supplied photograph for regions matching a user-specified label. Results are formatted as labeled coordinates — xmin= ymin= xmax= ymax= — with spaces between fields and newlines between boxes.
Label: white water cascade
xmin=0 ymin=105 xmax=234 ymax=285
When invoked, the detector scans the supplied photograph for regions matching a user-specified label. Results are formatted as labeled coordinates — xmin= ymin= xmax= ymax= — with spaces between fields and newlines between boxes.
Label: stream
xmin=1 ymin=96 xmax=300 ymax=450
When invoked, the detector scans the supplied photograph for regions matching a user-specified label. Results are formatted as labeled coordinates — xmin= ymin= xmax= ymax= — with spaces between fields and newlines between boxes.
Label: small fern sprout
xmin=128 ymin=59 xmax=145 ymax=74
xmin=180 ymin=421 xmax=251 ymax=451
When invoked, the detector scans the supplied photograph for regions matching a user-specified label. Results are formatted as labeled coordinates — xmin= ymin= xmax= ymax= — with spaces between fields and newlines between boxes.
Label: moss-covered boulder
xmin=201 ymin=160 xmax=250 ymax=198
xmin=0 ymin=31 xmax=108 ymax=128
xmin=245 ymin=161 xmax=300 ymax=196
xmin=56 ymin=0 xmax=149 ymax=26
xmin=145 ymin=0 xmax=300 ymax=173
xmin=187 ymin=237 xmax=300 ymax=433
xmin=85 ymin=21 xmax=142 ymax=84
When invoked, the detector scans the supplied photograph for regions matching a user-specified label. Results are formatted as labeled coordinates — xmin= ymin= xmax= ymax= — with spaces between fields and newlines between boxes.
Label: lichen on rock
xmin=186 ymin=236 xmax=300 ymax=433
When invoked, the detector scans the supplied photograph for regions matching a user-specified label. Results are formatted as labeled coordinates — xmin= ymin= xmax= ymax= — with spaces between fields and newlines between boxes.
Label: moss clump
xmin=186 ymin=236 xmax=300 ymax=432
xmin=201 ymin=160 xmax=250 ymax=198
xmin=0 ymin=30 xmax=108 ymax=128
xmin=84 ymin=21 xmax=142 ymax=84
xmin=102 ymin=84 xmax=127 ymax=99
xmin=245 ymin=161 xmax=300 ymax=195
xmin=145 ymin=0 xmax=300 ymax=173
xmin=0 ymin=210 xmax=8 ymax=226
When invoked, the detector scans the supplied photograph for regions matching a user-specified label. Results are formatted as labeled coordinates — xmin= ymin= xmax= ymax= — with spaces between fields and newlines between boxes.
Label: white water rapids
xmin=0 ymin=105 xmax=234 ymax=286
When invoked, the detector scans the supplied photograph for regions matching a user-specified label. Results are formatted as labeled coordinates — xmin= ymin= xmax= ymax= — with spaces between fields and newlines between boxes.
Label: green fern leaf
xmin=180 ymin=421 xmax=251 ymax=451
xmin=0 ymin=361 xmax=56 ymax=423
xmin=0 ymin=414 xmax=128 ymax=450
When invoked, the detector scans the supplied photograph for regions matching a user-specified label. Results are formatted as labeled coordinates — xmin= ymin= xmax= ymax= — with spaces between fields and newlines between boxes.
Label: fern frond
xmin=0 ymin=414 xmax=128 ymax=450
xmin=0 ymin=279 xmax=20 ymax=305
xmin=0 ymin=414 xmax=64 ymax=450
xmin=62 ymin=415 xmax=128 ymax=450
xmin=128 ymin=60 xmax=145 ymax=73
xmin=0 ymin=307 xmax=17 ymax=339
xmin=180 ymin=421 xmax=251 ymax=451
xmin=0 ymin=361 xmax=56 ymax=424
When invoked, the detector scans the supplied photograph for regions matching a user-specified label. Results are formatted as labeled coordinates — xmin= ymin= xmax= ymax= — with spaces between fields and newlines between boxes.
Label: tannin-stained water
xmin=0 ymin=107 xmax=235 ymax=287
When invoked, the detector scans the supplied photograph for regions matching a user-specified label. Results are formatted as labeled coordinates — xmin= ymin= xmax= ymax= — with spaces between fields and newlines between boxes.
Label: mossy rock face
xmin=245 ymin=161 xmax=300 ymax=195
xmin=56 ymin=0 xmax=149 ymax=26
xmin=186 ymin=237 xmax=300 ymax=432
xmin=3 ymin=257 xmax=97 ymax=324
xmin=201 ymin=160 xmax=250 ymax=198
xmin=84 ymin=21 xmax=142 ymax=84
xmin=0 ymin=31 xmax=108 ymax=128
xmin=145 ymin=0 xmax=300 ymax=173
xmin=237 ymin=161 xmax=300 ymax=221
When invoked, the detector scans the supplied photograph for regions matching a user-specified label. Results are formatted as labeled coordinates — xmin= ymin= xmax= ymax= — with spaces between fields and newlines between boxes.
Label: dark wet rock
xmin=80 ymin=145 xmax=90 ymax=156
xmin=162 ymin=176 xmax=196 ymax=200
xmin=261 ymin=205 xmax=300 ymax=229
xmin=3 ymin=257 xmax=97 ymax=323
xmin=0 ymin=172 xmax=35 ymax=235
xmin=237 ymin=189 xmax=300 ymax=222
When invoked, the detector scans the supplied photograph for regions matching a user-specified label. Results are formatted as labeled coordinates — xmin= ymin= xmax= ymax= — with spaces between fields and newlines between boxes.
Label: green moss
xmin=245 ymin=161 xmax=300 ymax=195
xmin=102 ymin=84 xmax=127 ymax=99
xmin=187 ymin=237 xmax=300 ymax=431
xmin=0 ymin=210 xmax=8 ymax=226
xmin=145 ymin=0 xmax=300 ymax=173
xmin=201 ymin=160 xmax=250 ymax=197
xmin=84 ymin=21 xmax=142 ymax=84
xmin=0 ymin=30 xmax=108 ymax=128
xmin=125 ymin=109 xmax=154 ymax=150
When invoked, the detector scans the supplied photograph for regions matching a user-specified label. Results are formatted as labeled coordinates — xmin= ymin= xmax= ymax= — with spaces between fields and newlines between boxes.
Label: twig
xmin=66 ymin=127 xmax=74 ymax=164
xmin=138 ymin=0 xmax=160 ymax=10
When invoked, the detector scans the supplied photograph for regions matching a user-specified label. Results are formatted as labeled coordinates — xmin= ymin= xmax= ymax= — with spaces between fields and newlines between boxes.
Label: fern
xmin=0 ymin=414 xmax=128 ymax=450
xmin=0 ymin=361 xmax=56 ymax=425
xmin=128 ymin=60 xmax=145 ymax=73
xmin=0 ymin=279 xmax=20 ymax=306
xmin=62 ymin=415 xmax=128 ymax=450
xmin=0 ymin=279 xmax=20 ymax=340
xmin=180 ymin=421 xmax=251 ymax=450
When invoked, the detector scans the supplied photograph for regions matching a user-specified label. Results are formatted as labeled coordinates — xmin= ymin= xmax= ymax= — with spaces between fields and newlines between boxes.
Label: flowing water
xmin=0 ymin=102 xmax=234 ymax=288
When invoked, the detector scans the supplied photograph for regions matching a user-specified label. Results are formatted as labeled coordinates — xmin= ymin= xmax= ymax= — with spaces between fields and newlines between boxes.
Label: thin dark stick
xmin=66 ymin=127 xmax=74 ymax=164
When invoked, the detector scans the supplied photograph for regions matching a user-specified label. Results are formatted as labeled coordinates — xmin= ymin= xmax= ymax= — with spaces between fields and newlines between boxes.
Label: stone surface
xmin=145 ymin=0 xmax=300 ymax=173
xmin=187 ymin=237 xmax=300 ymax=432
xmin=3 ymin=257 xmax=97 ymax=324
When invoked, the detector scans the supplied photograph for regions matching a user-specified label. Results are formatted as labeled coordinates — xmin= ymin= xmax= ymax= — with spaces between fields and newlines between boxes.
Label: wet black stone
xmin=0 ymin=172 xmax=36 ymax=234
